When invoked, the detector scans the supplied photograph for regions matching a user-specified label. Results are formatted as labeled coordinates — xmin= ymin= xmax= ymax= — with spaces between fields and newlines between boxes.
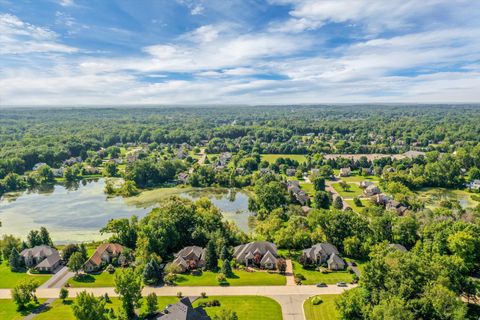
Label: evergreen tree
xmin=314 ymin=191 xmax=330 ymax=209
xmin=221 ymin=259 xmax=233 ymax=277
xmin=27 ymin=230 xmax=41 ymax=248
xmin=219 ymin=245 xmax=232 ymax=261
xmin=333 ymin=196 xmax=344 ymax=210
xmin=146 ymin=292 xmax=158 ymax=316
xmin=39 ymin=227 xmax=53 ymax=246
xmin=313 ymin=177 xmax=325 ymax=191
xmin=79 ymin=243 xmax=88 ymax=261
xmin=9 ymin=248 xmax=23 ymax=272
xmin=143 ymin=258 xmax=161 ymax=285
xmin=205 ymin=240 xmax=218 ymax=271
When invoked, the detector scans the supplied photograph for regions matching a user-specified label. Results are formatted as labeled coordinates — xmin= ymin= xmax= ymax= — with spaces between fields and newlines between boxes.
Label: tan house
xmin=20 ymin=245 xmax=61 ymax=273
xmin=233 ymin=241 xmax=278 ymax=269
xmin=339 ymin=167 xmax=351 ymax=177
xmin=83 ymin=243 xmax=124 ymax=272
xmin=172 ymin=246 xmax=206 ymax=273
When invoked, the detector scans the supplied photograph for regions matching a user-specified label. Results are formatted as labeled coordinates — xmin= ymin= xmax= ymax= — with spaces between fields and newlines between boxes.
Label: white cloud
xmin=58 ymin=0 xmax=75 ymax=7
xmin=0 ymin=13 xmax=78 ymax=54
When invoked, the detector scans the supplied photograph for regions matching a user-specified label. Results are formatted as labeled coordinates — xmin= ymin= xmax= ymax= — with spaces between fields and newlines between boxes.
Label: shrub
xmin=106 ymin=264 xmax=115 ymax=274
xmin=59 ymin=287 xmax=69 ymax=301
xmin=312 ymin=297 xmax=323 ymax=305
xmin=217 ymin=273 xmax=227 ymax=283
xmin=296 ymin=273 xmax=306 ymax=280
xmin=177 ymin=291 xmax=182 ymax=298
xmin=201 ymin=292 xmax=207 ymax=298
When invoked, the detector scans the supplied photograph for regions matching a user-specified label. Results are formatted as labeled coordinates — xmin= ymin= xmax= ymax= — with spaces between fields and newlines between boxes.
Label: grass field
xmin=175 ymin=269 xmax=286 ymax=286
xmin=261 ymin=154 xmax=307 ymax=163
xmin=331 ymin=182 xmax=363 ymax=198
xmin=0 ymin=299 xmax=46 ymax=320
xmin=300 ymin=181 xmax=315 ymax=196
xmin=35 ymin=297 xmax=179 ymax=320
xmin=338 ymin=175 xmax=379 ymax=183
xmin=304 ymin=295 xmax=339 ymax=320
xmin=193 ymin=296 xmax=282 ymax=320
xmin=0 ymin=261 xmax=51 ymax=289
xmin=345 ymin=198 xmax=372 ymax=213
xmin=292 ymin=261 xmax=353 ymax=285
xmin=416 ymin=187 xmax=479 ymax=209
xmin=67 ymin=271 xmax=116 ymax=287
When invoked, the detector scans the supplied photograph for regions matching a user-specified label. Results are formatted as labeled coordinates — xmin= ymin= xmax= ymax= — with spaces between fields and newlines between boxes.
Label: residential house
xmin=32 ymin=163 xmax=47 ymax=171
xmin=386 ymin=200 xmax=408 ymax=215
xmin=155 ymin=297 xmax=210 ymax=319
xmin=311 ymin=168 xmax=320 ymax=176
xmin=468 ymin=179 xmax=480 ymax=190
xmin=20 ymin=245 xmax=61 ymax=273
xmin=51 ymin=168 xmax=64 ymax=177
xmin=364 ymin=184 xmax=381 ymax=196
xmin=301 ymin=243 xmax=346 ymax=270
xmin=172 ymin=246 xmax=206 ymax=273
xmin=359 ymin=181 xmax=374 ymax=188
xmin=286 ymin=168 xmax=296 ymax=176
xmin=287 ymin=180 xmax=310 ymax=206
xmin=403 ymin=150 xmax=426 ymax=158
xmin=339 ymin=167 xmax=351 ymax=177
xmin=83 ymin=243 xmax=124 ymax=273
xmin=388 ymin=243 xmax=408 ymax=252
xmin=375 ymin=193 xmax=391 ymax=205
xmin=177 ymin=172 xmax=189 ymax=184
xmin=62 ymin=156 xmax=82 ymax=166
xmin=216 ymin=152 xmax=232 ymax=167
xmin=233 ymin=241 xmax=278 ymax=269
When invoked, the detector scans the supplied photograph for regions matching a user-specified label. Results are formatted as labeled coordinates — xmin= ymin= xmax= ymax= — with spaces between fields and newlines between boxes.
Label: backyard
xmin=331 ymin=182 xmax=363 ymax=198
xmin=304 ymin=295 xmax=339 ymax=320
xmin=261 ymin=154 xmax=307 ymax=163
xmin=292 ymin=261 xmax=353 ymax=285
xmin=0 ymin=299 xmax=46 ymax=320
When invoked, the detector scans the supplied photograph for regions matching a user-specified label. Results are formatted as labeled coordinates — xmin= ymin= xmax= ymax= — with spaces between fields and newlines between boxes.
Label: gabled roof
xmin=233 ymin=241 xmax=278 ymax=261
xmin=156 ymin=297 xmax=210 ymax=320
xmin=327 ymin=253 xmax=345 ymax=266
xmin=84 ymin=243 xmax=124 ymax=267
xmin=173 ymin=256 xmax=188 ymax=268
xmin=303 ymin=243 xmax=339 ymax=260
xmin=21 ymin=245 xmax=58 ymax=259
xmin=388 ymin=243 xmax=407 ymax=252
xmin=35 ymin=250 xmax=61 ymax=268
xmin=260 ymin=250 xmax=278 ymax=265
xmin=174 ymin=246 xmax=205 ymax=261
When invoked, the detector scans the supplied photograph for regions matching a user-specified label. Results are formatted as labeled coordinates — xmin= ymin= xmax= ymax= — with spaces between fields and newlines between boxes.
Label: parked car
xmin=337 ymin=282 xmax=347 ymax=287
xmin=316 ymin=282 xmax=327 ymax=287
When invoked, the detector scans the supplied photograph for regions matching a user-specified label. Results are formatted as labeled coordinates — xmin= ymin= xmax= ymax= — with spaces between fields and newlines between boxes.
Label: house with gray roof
xmin=172 ymin=246 xmax=206 ymax=273
xmin=155 ymin=297 xmax=210 ymax=319
xmin=388 ymin=243 xmax=408 ymax=252
xmin=20 ymin=245 xmax=61 ymax=273
xmin=301 ymin=243 xmax=346 ymax=270
xmin=233 ymin=241 xmax=278 ymax=269
xmin=364 ymin=184 xmax=381 ymax=196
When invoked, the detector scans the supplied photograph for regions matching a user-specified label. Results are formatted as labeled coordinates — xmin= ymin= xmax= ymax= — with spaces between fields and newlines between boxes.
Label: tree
xmin=314 ymin=191 xmax=330 ymax=209
xmin=39 ymin=227 xmax=53 ymax=246
xmin=59 ymin=287 xmax=69 ymax=301
xmin=72 ymin=290 xmax=107 ymax=320
xmin=143 ymin=258 xmax=161 ymax=285
xmin=11 ymin=279 xmax=39 ymax=311
xmin=343 ymin=236 xmax=364 ymax=259
xmin=205 ymin=240 xmax=218 ymax=271
xmin=100 ymin=216 xmax=138 ymax=249
xmin=114 ymin=268 xmax=143 ymax=319
xmin=145 ymin=292 xmax=158 ymax=316
xmin=68 ymin=252 xmax=85 ymax=277
xmin=353 ymin=197 xmax=362 ymax=207
xmin=312 ymin=177 xmax=325 ymax=191
xmin=371 ymin=296 xmax=414 ymax=320
xmin=336 ymin=287 xmax=370 ymax=320
xmin=219 ymin=245 xmax=232 ymax=261
xmin=62 ymin=244 xmax=80 ymax=262
xmin=118 ymin=180 xmax=139 ymax=197
xmin=221 ymin=259 xmax=233 ymax=277
xmin=27 ymin=230 xmax=41 ymax=248
xmin=333 ymin=196 xmax=344 ymax=210
xmin=276 ymin=258 xmax=287 ymax=274
xmin=79 ymin=243 xmax=88 ymax=261
xmin=37 ymin=165 xmax=55 ymax=183
xmin=103 ymin=162 xmax=118 ymax=177
xmin=9 ymin=247 xmax=23 ymax=272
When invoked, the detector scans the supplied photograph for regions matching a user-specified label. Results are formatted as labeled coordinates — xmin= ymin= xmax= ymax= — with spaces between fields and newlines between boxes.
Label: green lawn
xmin=67 ymin=271 xmax=115 ymax=287
xmin=194 ymin=296 xmax=282 ymax=320
xmin=0 ymin=261 xmax=51 ymax=289
xmin=35 ymin=297 xmax=178 ymax=320
xmin=174 ymin=269 xmax=286 ymax=286
xmin=292 ymin=261 xmax=353 ymax=285
xmin=338 ymin=175 xmax=378 ymax=183
xmin=261 ymin=154 xmax=307 ymax=163
xmin=300 ymin=181 xmax=315 ymax=196
xmin=345 ymin=199 xmax=372 ymax=213
xmin=0 ymin=299 xmax=46 ymax=320
xmin=304 ymin=295 xmax=339 ymax=320
xmin=331 ymin=182 xmax=363 ymax=198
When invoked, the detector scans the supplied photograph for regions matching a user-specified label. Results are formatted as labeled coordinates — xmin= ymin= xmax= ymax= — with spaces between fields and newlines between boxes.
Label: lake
xmin=0 ymin=179 xmax=253 ymax=244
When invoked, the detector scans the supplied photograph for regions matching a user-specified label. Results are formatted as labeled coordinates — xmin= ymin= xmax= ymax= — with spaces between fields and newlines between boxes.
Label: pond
xmin=0 ymin=179 xmax=253 ymax=244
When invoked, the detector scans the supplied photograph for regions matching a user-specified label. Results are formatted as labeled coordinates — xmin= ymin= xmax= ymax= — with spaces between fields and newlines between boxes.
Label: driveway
xmin=285 ymin=259 xmax=296 ymax=286
xmin=39 ymin=266 xmax=74 ymax=289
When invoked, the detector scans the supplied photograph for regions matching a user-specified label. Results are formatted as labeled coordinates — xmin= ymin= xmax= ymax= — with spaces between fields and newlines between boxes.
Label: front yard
xmin=33 ymin=296 xmax=281 ymax=320
xmin=331 ymin=182 xmax=363 ymax=198
xmin=67 ymin=271 xmax=116 ymax=287
xmin=304 ymin=295 xmax=339 ymax=320
xmin=174 ymin=269 xmax=286 ymax=286
xmin=292 ymin=261 xmax=353 ymax=285
xmin=0 ymin=299 xmax=46 ymax=320
xmin=194 ymin=296 xmax=282 ymax=320
xmin=0 ymin=261 xmax=51 ymax=288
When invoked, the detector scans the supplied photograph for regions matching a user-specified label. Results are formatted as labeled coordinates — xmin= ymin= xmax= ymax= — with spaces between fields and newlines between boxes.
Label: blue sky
xmin=1 ymin=0 xmax=479 ymax=105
